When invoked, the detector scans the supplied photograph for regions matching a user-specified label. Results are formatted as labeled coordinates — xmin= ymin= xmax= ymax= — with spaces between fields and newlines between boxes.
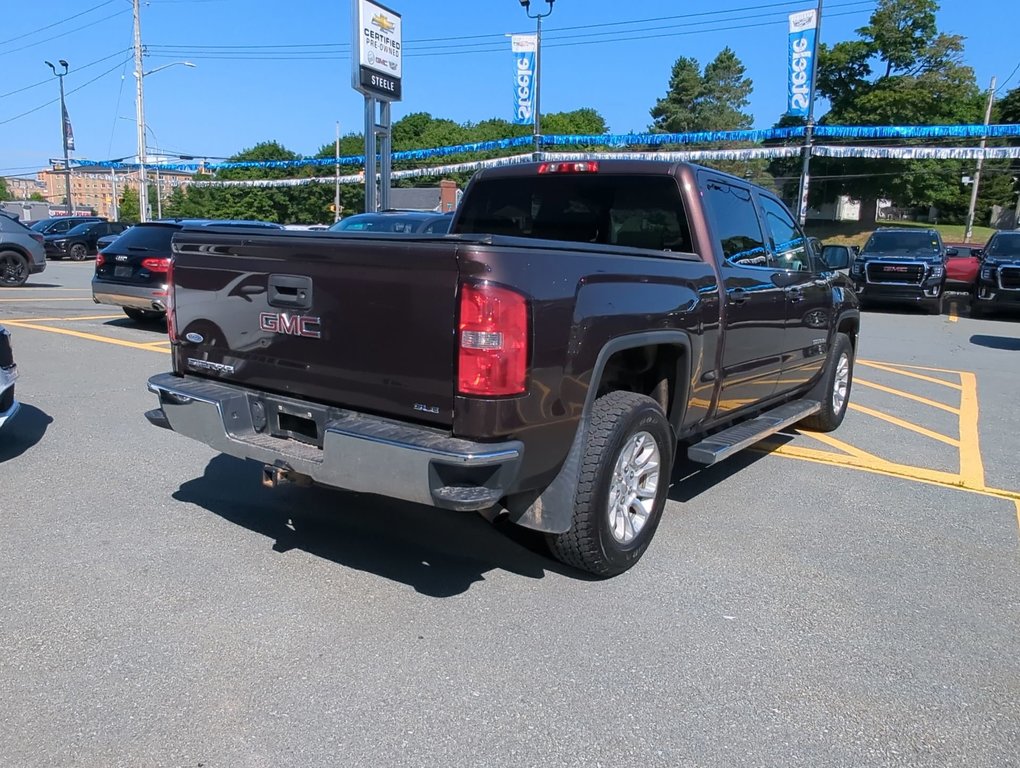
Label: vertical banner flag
xmin=787 ymin=9 xmax=817 ymax=117
xmin=61 ymin=101 xmax=75 ymax=151
xmin=511 ymin=34 xmax=538 ymax=126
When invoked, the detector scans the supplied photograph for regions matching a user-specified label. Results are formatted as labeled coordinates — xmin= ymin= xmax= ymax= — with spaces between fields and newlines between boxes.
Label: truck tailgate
xmin=170 ymin=229 xmax=459 ymax=426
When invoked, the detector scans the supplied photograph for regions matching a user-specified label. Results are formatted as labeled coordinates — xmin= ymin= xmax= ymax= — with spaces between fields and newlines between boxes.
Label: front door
xmin=756 ymin=194 xmax=831 ymax=395
xmin=700 ymin=176 xmax=786 ymax=418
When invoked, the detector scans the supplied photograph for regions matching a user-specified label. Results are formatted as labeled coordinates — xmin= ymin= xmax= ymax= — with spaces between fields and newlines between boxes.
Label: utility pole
xmin=110 ymin=168 xmax=118 ymax=220
xmin=45 ymin=60 xmax=73 ymax=215
xmin=334 ymin=121 xmax=342 ymax=223
xmin=795 ymin=0 xmax=823 ymax=227
xmin=964 ymin=75 xmax=996 ymax=243
xmin=132 ymin=0 xmax=149 ymax=223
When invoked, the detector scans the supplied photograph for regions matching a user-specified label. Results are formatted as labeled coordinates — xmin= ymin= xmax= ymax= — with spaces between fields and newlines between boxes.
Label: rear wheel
xmin=801 ymin=332 xmax=854 ymax=432
xmin=69 ymin=243 xmax=88 ymax=261
xmin=123 ymin=307 xmax=166 ymax=323
xmin=546 ymin=391 xmax=674 ymax=577
xmin=0 ymin=250 xmax=29 ymax=287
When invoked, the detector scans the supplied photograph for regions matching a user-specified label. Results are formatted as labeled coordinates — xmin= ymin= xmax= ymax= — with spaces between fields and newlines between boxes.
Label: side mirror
xmin=821 ymin=246 xmax=851 ymax=270
xmin=973 ymin=249 xmax=983 ymax=259
xmin=946 ymin=247 xmax=958 ymax=257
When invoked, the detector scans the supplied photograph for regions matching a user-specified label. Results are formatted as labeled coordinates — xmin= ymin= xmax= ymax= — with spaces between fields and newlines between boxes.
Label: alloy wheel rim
xmin=1 ymin=255 xmax=24 ymax=283
xmin=607 ymin=431 xmax=661 ymax=544
xmin=833 ymin=353 xmax=850 ymax=413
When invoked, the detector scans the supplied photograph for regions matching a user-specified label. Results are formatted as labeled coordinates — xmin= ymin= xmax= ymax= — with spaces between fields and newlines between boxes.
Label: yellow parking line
xmin=0 ymin=297 xmax=96 ymax=302
xmin=800 ymin=430 xmax=884 ymax=461
xmin=957 ymin=371 xmax=985 ymax=488
xmin=948 ymin=301 xmax=959 ymax=322
xmin=763 ymin=444 xmax=1020 ymax=503
xmin=859 ymin=360 xmax=958 ymax=375
xmin=0 ymin=287 xmax=89 ymax=291
xmin=2 ymin=319 xmax=170 ymax=353
xmin=847 ymin=402 xmax=960 ymax=446
xmin=854 ymin=378 xmax=960 ymax=414
xmin=856 ymin=360 xmax=962 ymax=390
xmin=1015 ymin=501 xmax=1020 ymax=544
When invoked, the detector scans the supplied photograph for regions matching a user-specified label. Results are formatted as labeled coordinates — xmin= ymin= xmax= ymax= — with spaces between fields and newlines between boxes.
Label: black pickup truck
xmin=848 ymin=227 xmax=947 ymax=314
xmin=145 ymin=160 xmax=860 ymax=576
xmin=971 ymin=230 xmax=1020 ymax=317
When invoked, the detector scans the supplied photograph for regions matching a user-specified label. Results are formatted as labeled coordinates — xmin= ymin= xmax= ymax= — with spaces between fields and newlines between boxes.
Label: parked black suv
xmin=971 ymin=230 xmax=1020 ymax=317
xmin=30 ymin=215 xmax=106 ymax=237
xmin=45 ymin=220 xmax=130 ymax=261
xmin=92 ymin=219 xmax=285 ymax=322
xmin=849 ymin=227 xmax=947 ymax=314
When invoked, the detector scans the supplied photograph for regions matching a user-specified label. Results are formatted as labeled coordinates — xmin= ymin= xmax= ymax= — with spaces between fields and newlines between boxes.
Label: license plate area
xmin=114 ymin=265 xmax=133 ymax=278
xmin=268 ymin=400 xmax=326 ymax=447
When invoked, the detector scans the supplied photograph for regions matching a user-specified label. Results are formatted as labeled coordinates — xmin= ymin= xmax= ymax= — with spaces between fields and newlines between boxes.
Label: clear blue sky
xmin=1 ymin=0 xmax=1017 ymax=176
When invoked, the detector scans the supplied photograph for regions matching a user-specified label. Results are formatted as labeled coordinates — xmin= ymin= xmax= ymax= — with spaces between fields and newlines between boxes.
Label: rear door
xmin=171 ymin=229 xmax=462 ymax=426
xmin=700 ymin=175 xmax=785 ymax=416
xmin=756 ymin=194 xmax=830 ymax=395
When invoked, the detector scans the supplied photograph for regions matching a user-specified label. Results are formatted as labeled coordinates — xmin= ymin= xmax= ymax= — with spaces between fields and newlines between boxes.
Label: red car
xmin=944 ymin=242 xmax=984 ymax=291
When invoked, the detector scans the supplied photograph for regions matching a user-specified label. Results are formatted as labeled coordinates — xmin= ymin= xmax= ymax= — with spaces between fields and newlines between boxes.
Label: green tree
xmin=0 ymin=177 xmax=9 ymax=200
xmin=812 ymin=0 xmax=986 ymax=222
xmin=29 ymin=191 xmax=46 ymax=202
xmin=650 ymin=48 xmax=752 ymax=134
xmin=119 ymin=187 xmax=140 ymax=223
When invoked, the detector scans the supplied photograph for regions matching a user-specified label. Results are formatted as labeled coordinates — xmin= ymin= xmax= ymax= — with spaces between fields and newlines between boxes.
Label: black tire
xmin=69 ymin=243 xmax=88 ymax=261
xmin=123 ymin=307 xmax=166 ymax=322
xmin=0 ymin=250 xmax=29 ymax=287
xmin=801 ymin=332 xmax=854 ymax=432
xmin=928 ymin=291 xmax=944 ymax=315
xmin=969 ymin=295 xmax=985 ymax=319
xmin=546 ymin=391 xmax=675 ymax=577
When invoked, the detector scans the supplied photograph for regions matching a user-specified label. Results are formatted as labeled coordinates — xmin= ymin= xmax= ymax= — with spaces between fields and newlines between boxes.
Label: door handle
xmin=785 ymin=286 xmax=805 ymax=303
xmin=268 ymin=274 xmax=313 ymax=310
xmin=728 ymin=288 xmax=750 ymax=304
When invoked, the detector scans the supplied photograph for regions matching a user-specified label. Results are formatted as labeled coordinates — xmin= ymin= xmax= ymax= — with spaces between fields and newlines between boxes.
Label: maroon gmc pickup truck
xmin=145 ymin=160 xmax=860 ymax=576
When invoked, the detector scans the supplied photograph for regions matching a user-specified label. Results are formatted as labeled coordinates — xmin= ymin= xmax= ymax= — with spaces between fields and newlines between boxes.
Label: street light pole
xmin=334 ymin=121 xmax=342 ymax=223
xmin=45 ymin=59 xmax=73 ymax=215
xmin=795 ymin=0 xmax=823 ymax=228
xmin=519 ymin=0 xmax=555 ymax=156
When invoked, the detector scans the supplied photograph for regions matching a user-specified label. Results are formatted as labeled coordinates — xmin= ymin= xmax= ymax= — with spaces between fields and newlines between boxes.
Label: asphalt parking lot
xmin=2 ymin=262 xmax=1019 ymax=767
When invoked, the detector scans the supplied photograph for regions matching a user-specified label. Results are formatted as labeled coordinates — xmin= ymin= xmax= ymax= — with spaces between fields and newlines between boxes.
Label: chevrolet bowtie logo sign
xmin=371 ymin=13 xmax=395 ymax=32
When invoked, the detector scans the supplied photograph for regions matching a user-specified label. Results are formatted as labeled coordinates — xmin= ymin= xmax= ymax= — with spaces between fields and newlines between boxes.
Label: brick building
xmin=38 ymin=164 xmax=194 ymax=219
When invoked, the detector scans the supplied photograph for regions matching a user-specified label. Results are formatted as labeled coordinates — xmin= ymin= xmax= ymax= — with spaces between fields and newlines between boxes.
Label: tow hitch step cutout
xmin=687 ymin=399 xmax=821 ymax=465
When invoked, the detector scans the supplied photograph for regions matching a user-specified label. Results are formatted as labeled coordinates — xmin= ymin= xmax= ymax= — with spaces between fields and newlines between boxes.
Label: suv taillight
xmin=29 ymin=233 xmax=45 ymax=245
xmin=141 ymin=257 xmax=171 ymax=272
xmin=457 ymin=282 xmax=528 ymax=396
xmin=96 ymin=252 xmax=105 ymax=267
xmin=165 ymin=257 xmax=177 ymax=342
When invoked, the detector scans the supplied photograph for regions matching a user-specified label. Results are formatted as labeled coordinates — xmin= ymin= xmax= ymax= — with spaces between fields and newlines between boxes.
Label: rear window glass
xmin=106 ymin=224 xmax=177 ymax=252
xmin=985 ymin=233 xmax=1020 ymax=258
xmin=455 ymin=174 xmax=693 ymax=252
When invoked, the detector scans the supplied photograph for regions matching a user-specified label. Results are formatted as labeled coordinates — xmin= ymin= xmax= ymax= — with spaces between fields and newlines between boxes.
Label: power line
xmin=0 ymin=9 xmax=130 ymax=58
xmin=0 ymin=56 xmax=133 ymax=127
xmin=0 ymin=48 xmax=132 ymax=99
xmin=0 ymin=0 xmax=117 ymax=47
xmin=996 ymin=61 xmax=1020 ymax=94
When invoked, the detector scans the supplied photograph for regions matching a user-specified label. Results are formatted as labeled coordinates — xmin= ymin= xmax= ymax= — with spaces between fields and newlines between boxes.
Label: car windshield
xmin=329 ymin=215 xmax=425 ymax=233
xmin=864 ymin=231 xmax=940 ymax=253
xmin=65 ymin=222 xmax=97 ymax=237
xmin=29 ymin=220 xmax=54 ymax=232
xmin=985 ymin=233 xmax=1020 ymax=258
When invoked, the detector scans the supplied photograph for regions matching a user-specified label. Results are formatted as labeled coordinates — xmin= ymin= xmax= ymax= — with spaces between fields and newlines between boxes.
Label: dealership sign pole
xmin=789 ymin=3 xmax=821 ymax=227
xmin=352 ymin=0 xmax=402 ymax=213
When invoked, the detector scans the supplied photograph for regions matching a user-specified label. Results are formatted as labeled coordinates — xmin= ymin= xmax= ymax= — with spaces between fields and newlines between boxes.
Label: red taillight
xmin=141 ymin=257 xmax=171 ymax=272
xmin=165 ymin=256 xmax=176 ymax=341
xmin=537 ymin=161 xmax=599 ymax=174
xmin=30 ymin=233 xmax=45 ymax=245
xmin=457 ymin=282 xmax=528 ymax=396
xmin=96 ymin=252 xmax=105 ymax=267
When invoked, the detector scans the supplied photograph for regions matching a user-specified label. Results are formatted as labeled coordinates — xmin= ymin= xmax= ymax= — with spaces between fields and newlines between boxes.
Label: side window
xmin=54 ymin=220 xmax=72 ymax=234
xmin=758 ymin=196 xmax=814 ymax=272
xmin=701 ymin=179 xmax=772 ymax=267
xmin=608 ymin=179 xmax=691 ymax=252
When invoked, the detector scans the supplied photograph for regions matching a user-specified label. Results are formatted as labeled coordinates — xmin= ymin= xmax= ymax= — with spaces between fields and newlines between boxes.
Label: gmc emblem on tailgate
xmin=259 ymin=312 xmax=322 ymax=339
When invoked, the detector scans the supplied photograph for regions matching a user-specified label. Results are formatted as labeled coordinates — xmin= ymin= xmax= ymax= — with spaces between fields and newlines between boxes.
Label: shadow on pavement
xmin=102 ymin=318 xmax=168 ymax=333
xmin=19 ymin=282 xmax=67 ymax=289
xmin=0 ymin=404 xmax=52 ymax=463
xmin=969 ymin=334 xmax=1020 ymax=351
xmin=173 ymin=454 xmax=577 ymax=596
xmin=668 ymin=433 xmax=792 ymax=503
